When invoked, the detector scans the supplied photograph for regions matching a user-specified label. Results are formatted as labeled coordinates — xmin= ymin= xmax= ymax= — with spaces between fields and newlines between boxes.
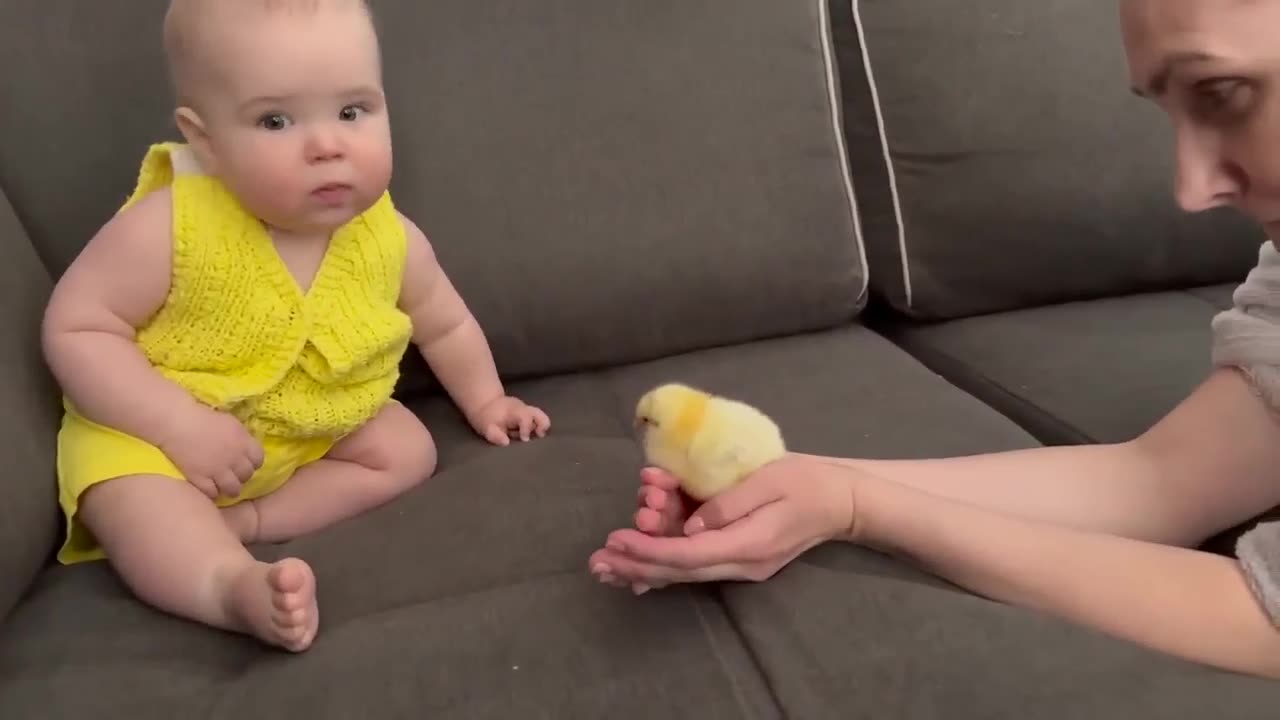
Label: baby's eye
xmin=258 ymin=113 xmax=291 ymax=131
xmin=339 ymin=105 xmax=364 ymax=122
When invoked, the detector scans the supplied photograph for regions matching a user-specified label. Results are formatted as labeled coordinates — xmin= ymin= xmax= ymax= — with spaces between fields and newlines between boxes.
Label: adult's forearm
xmin=835 ymin=369 xmax=1280 ymax=548
xmin=44 ymin=329 xmax=200 ymax=445
xmin=418 ymin=315 xmax=504 ymax=421
xmin=813 ymin=442 xmax=1198 ymax=544
xmin=855 ymin=476 xmax=1280 ymax=679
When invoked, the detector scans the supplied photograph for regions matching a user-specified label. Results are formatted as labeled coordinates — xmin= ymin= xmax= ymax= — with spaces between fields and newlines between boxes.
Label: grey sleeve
xmin=1212 ymin=243 xmax=1280 ymax=624
xmin=1237 ymin=521 xmax=1280 ymax=626
xmin=1210 ymin=241 xmax=1280 ymax=413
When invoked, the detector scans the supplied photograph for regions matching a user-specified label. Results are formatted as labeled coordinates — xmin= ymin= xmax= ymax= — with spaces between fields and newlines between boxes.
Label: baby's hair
xmin=162 ymin=0 xmax=375 ymax=105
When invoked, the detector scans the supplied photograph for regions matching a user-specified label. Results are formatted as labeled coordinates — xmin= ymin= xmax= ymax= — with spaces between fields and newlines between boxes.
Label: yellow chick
xmin=633 ymin=383 xmax=787 ymax=501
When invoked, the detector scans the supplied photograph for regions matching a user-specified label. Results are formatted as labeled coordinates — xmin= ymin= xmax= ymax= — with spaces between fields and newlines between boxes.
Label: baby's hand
xmin=471 ymin=396 xmax=551 ymax=445
xmin=158 ymin=402 xmax=264 ymax=500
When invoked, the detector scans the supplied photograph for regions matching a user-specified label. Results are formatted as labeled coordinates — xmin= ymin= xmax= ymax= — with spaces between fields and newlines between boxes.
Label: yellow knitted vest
xmin=124 ymin=142 xmax=413 ymax=440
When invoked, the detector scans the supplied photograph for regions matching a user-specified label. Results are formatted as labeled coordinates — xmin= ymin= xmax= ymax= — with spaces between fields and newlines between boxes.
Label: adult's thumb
xmin=684 ymin=473 xmax=784 ymax=535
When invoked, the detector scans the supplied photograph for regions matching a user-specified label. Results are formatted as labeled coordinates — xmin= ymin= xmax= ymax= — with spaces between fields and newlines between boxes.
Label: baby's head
xmin=162 ymin=0 xmax=391 ymax=235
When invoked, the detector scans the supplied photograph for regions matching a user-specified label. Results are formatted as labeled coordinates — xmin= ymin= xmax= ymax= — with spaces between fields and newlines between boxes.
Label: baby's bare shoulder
xmin=50 ymin=188 xmax=174 ymax=329
xmin=395 ymin=210 xmax=445 ymax=296
xmin=395 ymin=210 xmax=437 ymax=264
xmin=88 ymin=188 xmax=174 ymax=266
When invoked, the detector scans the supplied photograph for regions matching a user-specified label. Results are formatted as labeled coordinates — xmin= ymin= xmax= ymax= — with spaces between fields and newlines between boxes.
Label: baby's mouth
xmin=311 ymin=183 xmax=353 ymax=204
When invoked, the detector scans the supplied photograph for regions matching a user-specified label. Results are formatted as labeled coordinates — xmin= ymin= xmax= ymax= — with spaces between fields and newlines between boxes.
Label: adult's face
xmin=1122 ymin=0 xmax=1280 ymax=240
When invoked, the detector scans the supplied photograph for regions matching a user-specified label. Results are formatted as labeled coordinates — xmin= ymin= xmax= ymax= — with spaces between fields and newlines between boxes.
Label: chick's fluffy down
xmin=636 ymin=383 xmax=786 ymax=501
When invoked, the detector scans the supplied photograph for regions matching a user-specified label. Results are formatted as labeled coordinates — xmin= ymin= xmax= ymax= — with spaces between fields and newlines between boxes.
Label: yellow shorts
xmin=55 ymin=407 xmax=335 ymax=565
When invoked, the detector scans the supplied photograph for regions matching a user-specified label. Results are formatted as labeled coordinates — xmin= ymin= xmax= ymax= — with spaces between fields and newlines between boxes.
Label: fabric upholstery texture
xmin=0 ymin=0 xmax=867 ymax=391
xmin=1 ymin=0 xmax=1273 ymax=716
xmin=828 ymin=0 xmax=1263 ymax=319
xmin=0 ymin=187 xmax=60 ymax=622
xmin=875 ymin=287 xmax=1233 ymax=444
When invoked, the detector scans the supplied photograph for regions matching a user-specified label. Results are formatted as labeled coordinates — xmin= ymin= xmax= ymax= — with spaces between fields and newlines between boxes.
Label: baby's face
xmin=186 ymin=3 xmax=391 ymax=235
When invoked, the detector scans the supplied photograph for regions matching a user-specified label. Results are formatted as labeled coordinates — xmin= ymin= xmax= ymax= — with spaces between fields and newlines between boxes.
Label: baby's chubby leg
xmin=78 ymin=475 xmax=319 ymax=651
xmin=226 ymin=401 xmax=436 ymax=544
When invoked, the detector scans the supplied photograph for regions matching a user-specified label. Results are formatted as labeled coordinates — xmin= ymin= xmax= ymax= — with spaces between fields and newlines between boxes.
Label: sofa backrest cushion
xmin=0 ymin=0 xmax=867 ymax=388
xmin=0 ymin=187 xmax=61 ymax=620
xmin=830 ymin=0 xmax=1265 ymax=321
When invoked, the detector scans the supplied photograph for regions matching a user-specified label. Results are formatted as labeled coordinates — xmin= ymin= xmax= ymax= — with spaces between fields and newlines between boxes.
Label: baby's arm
xmin=396 ymin=214 xmax=507 ymax=427
xmin=42 ymin=189 xmax=208 ymax=445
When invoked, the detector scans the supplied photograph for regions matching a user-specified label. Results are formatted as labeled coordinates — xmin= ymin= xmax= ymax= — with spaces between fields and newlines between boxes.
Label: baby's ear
xmin=173 ymin=106 xmax=217 ymax=172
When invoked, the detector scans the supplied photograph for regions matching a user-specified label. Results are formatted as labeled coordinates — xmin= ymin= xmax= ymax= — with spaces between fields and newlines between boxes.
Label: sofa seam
xmin=849 ymin=0 xmax=913 ymax=310
xmin=817 ymin=0 xmax=871 ymax=308
xmin=695 ymin=589 xmax=786 ymax=720
xmin=871 ymin=325 xmax=1096 ymax=445
xmin=1178 ymin=285 xmax=1234 ymax=313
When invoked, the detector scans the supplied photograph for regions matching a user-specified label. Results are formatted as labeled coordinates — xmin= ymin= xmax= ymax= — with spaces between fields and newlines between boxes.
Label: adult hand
xmin=588 ymin=454 xmax=857 ymax=593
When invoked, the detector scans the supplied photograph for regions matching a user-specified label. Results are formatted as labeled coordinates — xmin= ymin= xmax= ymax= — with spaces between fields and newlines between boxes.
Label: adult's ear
xmin=174 ymin=106 xmax=217 ymax=173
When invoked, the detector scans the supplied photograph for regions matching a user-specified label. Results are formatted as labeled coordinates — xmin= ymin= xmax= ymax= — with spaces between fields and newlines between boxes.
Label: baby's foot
xmin=227 ymin=557 xmax=319 ymax=652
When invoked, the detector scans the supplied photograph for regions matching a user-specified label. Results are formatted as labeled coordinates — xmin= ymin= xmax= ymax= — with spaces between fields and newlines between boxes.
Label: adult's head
xmin=1121 ymin=0 xmax=1280 ymax=239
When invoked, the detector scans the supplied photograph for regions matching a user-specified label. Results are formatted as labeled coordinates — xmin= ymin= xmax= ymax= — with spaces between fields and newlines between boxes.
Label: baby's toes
xmin=266 ymin=558 xmax=319 ymax=649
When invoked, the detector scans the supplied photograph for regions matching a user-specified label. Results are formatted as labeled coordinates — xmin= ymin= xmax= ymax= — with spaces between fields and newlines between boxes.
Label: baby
xmin=40 ymin=0 xmax=549 ymax=652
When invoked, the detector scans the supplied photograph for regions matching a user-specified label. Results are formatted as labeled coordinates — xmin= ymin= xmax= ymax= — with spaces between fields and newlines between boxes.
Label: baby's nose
xmin=306 ymin=132 xmax=345 ymax=162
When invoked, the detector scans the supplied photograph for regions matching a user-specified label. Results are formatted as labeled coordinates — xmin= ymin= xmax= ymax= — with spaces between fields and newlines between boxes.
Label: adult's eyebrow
xmin=1132 ymin=50 xmax=1218 ymax=97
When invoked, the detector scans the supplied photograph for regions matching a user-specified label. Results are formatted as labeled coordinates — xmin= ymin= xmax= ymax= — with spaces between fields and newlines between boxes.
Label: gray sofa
xmin=3 ymin=1 xmax=1279 ymax=717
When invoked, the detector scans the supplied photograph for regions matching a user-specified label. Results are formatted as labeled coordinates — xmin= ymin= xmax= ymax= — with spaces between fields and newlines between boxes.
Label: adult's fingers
xmin=590 ymin=546 xmax=745 ymax=585
xmin=636 ymin=483 xmax=669 ymax=510
xmin=685 ymin=471 xmax=787 ymax=534
xmin=604 ymin=515 xmax=770 ymax=570
xmin=639 ymin=466 xmax=681 ymax=491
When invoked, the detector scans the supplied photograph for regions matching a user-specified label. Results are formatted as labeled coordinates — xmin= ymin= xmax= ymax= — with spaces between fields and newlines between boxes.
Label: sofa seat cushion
xmin=1 ymin=568 xmax=771 ymax=719
xmin=0 ymin=187 xmax=60 ymax=623
xmin=0 ymin=324 xmax=1029 ymax=718
xmin=722 ymin=546 xmax=1280 ymax=719
xmin=0 ymin=393 xmax=777 ymax=718
xmin=10 ymin=324 xmax=1268 ymax=718
xmin=874 ymin=287 xmax=1236 ymax=445
xmin=606 ymin=326 xmax=1280 ymax=717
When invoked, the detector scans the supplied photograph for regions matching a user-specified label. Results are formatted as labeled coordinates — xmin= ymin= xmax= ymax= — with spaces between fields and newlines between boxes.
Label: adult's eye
xmin=1191 ymin=78 xmax=1253 ymax=122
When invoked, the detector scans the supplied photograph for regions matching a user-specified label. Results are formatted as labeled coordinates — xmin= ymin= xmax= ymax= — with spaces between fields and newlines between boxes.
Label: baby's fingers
xmin=517 ymin=413 xmax=534 ymax=441
xmin=233 ymin=456 xmax=258 ymax=483
xmin=484 ymin=423 xmax=511 ymax=446
xmin=246 ymin=439 xmax=265 ymax=469
xmin=214 ymin=469 xmax=243 ymax=499
xmin=188 ymin=474 xmax=220 ymax=500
